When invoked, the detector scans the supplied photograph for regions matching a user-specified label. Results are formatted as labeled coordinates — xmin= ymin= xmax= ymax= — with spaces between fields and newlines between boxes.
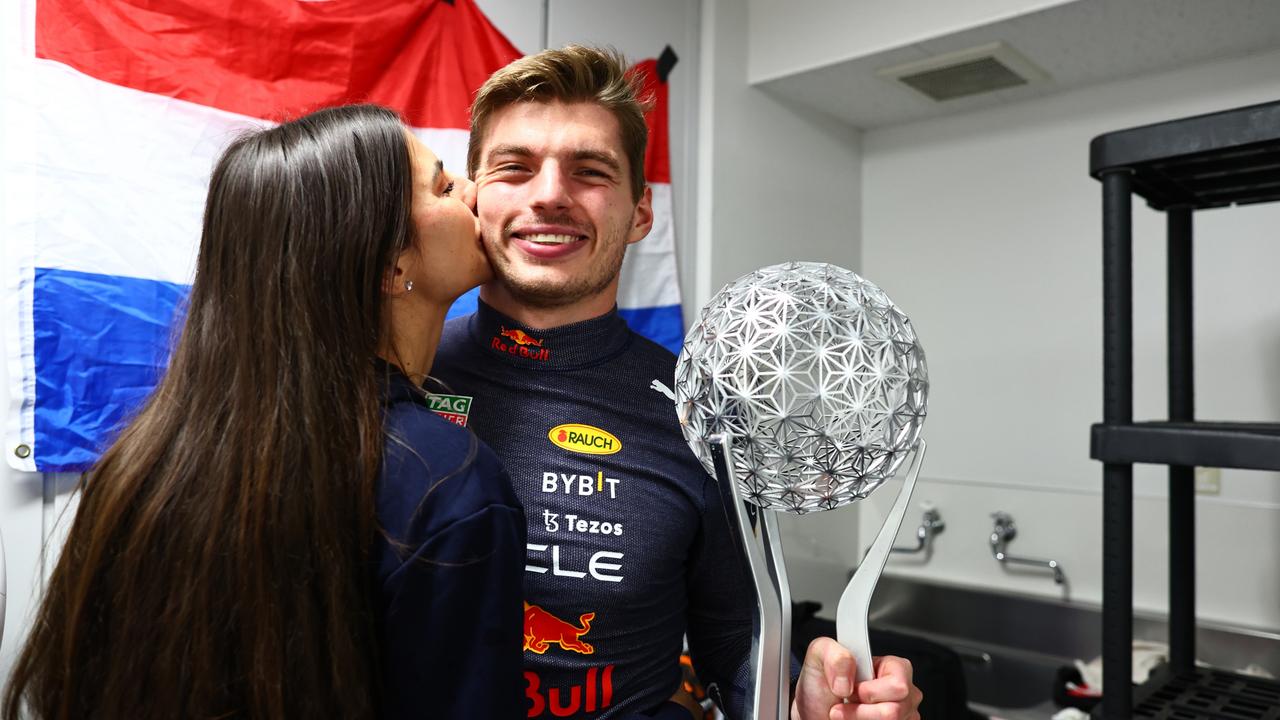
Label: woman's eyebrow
xmin=432 ymin=159 xmax=444 ymax=187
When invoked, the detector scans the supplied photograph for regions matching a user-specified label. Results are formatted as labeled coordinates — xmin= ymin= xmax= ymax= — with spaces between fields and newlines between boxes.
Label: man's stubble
xmin=486 ymin=215 xmax=631 ymax=310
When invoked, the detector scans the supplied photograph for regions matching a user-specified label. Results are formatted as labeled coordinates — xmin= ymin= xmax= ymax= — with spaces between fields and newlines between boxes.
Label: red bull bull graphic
xmin=501 ymin=326 xmax=545 ymax=347
xmin=491 ymin=326 xmax=551 ymax=361
xmin=523 ymin=602 xmax=595 ymax=655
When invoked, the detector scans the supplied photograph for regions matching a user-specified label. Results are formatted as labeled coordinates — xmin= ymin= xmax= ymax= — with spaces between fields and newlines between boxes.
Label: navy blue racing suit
xmin=374 ymin=363 xmax=527 ymax=718
xmin=432 ymin=301 xmax=756 ymax=719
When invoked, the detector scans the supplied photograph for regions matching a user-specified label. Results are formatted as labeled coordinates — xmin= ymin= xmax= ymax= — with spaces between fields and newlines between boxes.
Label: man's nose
xmin=529 ymin=165 xmax=572 ymax=211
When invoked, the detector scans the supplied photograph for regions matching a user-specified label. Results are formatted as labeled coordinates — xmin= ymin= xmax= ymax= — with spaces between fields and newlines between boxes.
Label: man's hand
xmin=791 ymin=637 xmax=922 ymax=720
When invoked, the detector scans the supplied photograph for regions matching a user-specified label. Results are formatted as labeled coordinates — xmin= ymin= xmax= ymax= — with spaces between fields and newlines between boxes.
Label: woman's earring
xmin=404 ymin=280 xmax=414 ymax=294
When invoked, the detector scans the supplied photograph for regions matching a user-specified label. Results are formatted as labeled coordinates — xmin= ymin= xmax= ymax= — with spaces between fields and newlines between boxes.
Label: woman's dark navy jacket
xmin=373 ymin=365 xmax=526 ymax=718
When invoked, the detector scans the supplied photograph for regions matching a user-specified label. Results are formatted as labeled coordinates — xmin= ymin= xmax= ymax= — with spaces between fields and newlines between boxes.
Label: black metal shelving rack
xmin=1089 ymin=100 xmax=1280 ymax=720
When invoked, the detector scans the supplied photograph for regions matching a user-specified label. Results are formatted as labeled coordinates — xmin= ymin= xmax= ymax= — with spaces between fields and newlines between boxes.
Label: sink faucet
xmin=892 ymin=505 xmax=945 ymax=554
xmin=990 ymin=512 xmax=1065 ymax=584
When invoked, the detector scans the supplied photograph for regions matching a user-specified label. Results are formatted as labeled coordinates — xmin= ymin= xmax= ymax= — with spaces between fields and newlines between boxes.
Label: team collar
xmin=469 ymin=299 xmax=633 ymax=370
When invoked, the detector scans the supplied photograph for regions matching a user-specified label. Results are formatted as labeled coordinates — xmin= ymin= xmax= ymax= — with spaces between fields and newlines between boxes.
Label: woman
xmin=3 ymin=105 xmax=524 ymax=719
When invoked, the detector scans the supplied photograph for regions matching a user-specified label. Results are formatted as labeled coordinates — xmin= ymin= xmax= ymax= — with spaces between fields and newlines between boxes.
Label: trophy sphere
xmin=674 ymin=262 xmax=928 ymax=513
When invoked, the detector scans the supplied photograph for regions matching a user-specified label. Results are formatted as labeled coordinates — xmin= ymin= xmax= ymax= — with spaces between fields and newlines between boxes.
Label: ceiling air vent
xmin=878 ymin=42 xmax=1048 ymax=102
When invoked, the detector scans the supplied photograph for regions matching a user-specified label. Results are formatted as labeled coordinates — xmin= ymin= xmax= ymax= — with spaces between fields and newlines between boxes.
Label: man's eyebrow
xmin=571 ymin=149 xmax=622 ymax=174
xmin=484 ymin=145 xmax=622 ymax=175
xmin=485 ymin=144 xmax=533 ymax=162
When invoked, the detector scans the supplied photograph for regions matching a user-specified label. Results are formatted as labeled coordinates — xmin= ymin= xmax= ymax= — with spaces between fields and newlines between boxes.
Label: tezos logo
xmin=548 ymin=424 xmax=621 ymax=455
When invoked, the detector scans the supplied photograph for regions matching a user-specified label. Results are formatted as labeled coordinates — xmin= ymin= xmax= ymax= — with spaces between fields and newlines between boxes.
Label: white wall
xmin=0 ymin=455 xmax=47 ymax=680
xmin=474 ymin=0 xmax=542 ymax=53
xmin=698 ymin=0 xmax=862 ymax=298
xmin=856 ymin=47 xmax=1280 ymax=634
xmin=698 ymin=0 xmax=864 ymax=610
xmin=747 ymin=0 xmax=1078 ymax=83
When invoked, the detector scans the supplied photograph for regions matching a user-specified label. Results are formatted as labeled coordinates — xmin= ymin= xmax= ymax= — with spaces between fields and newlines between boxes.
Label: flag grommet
xmin=14 ymin=445 xmax=31 ymax=459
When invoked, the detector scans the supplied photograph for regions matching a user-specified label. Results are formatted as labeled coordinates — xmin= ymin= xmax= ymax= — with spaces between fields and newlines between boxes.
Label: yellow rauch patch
xmin=548 ymin=423 xmax=622 ymax=455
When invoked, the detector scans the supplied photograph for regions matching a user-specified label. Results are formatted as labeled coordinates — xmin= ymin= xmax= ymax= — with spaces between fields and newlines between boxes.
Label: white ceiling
xmin=755 ymin=0 xmax=1280 ymax=130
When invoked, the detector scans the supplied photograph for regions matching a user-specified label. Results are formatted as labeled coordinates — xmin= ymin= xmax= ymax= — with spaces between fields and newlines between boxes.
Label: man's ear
xmin=627 ymin=184 xmax=655 ymax=245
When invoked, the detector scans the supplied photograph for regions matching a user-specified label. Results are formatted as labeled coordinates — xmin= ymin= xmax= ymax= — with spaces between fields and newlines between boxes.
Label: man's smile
xmin=508 ymin=223 xmax=590 ymax=259
xmin=523 ymin=233 xmax=580 ymax=245
xmin=511 ymin=233 xmax=588 ymax=259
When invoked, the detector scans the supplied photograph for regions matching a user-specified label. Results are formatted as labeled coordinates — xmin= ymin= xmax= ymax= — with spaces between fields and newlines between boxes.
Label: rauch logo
xmin=548 ymin=424 xmax=621 ymax=455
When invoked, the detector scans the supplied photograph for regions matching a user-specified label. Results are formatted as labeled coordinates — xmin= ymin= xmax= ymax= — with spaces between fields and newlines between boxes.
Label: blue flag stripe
xmin=30 ymin=270 xmax=684 ymax=471
xmin=446 ymin=287 xmax=481 ymax=321
xmin=33 ymin=268 xmax=189 ymax=472
xmin=618 ymin=304 xmax=685 ymax=355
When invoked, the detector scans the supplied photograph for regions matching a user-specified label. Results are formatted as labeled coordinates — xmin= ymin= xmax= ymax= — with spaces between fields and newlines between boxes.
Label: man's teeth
xmin=524 ymin=233 xmax=579 ymax=245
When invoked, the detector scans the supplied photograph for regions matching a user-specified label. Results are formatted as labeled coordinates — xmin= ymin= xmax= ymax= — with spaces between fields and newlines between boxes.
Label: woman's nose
xmin=453 ymin=174 xmax=478 ymax=211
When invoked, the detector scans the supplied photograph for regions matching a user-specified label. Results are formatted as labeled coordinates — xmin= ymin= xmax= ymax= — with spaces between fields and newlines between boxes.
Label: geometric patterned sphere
xmin=674 ymin=262 xmax=928 ymax=514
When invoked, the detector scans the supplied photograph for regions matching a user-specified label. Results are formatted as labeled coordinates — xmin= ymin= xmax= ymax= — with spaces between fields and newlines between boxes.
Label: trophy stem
xmin=762 ymin=508 xmax=793 ymax=713
xmin=836 ymin=440 xmax=928 ymax=684
xmin=709 ymin=435 xmax=792 ymax=720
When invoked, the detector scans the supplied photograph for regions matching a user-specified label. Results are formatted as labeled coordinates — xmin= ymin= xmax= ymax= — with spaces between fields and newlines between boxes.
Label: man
xmin=432 ymin=45 xmax=922 ymax=720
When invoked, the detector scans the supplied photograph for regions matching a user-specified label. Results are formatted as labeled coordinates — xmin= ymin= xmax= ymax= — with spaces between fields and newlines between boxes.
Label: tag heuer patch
xmin=427 ymin=394 xmax=472 ymax=427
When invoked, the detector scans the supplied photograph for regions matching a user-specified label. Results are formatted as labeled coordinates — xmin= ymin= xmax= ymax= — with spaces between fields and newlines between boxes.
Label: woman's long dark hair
xmin=4 ymin=104 xmax=415 ymax=719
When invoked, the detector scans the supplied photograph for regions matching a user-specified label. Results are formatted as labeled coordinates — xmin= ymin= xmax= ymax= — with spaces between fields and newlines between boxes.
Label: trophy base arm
xmin=835 ymin=441 xmax=927 ymax=684
xmin=710 ymin=435 xmax=793 ymax=720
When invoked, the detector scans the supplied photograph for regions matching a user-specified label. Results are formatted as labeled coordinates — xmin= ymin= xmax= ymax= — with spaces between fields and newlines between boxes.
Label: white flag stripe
xmin=10 ymin=58 xmax=478 ymax=288
xmin=633 ymin=183 xmax=675 ymax=254
xmin=9 ymin=59 xmax=681 ymax=308
xmin=618 ymin=182 xmax=682 ymax=309
xmin=13 ymin=59 xmax=259 ymax=284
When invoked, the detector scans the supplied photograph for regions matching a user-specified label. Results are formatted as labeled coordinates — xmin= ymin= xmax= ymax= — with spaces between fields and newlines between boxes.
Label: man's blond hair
xmin=468 ymin=45 xmax=650 ymax=201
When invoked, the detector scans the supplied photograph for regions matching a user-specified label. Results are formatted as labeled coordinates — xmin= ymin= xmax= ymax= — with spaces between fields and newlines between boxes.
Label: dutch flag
xmin=4 ymin=0 xmax=686 ymax=473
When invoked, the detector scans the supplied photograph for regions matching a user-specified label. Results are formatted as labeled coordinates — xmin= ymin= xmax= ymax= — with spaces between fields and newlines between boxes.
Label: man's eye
xmin=442 ymin=181 xmax=455 ymax=196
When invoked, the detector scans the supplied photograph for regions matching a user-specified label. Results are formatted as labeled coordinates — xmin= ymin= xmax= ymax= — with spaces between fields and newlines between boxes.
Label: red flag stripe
xmin=34 ymin=0 xmax=521 ymax=129
xmin=631 ymin=58 xmax=672 ymax=185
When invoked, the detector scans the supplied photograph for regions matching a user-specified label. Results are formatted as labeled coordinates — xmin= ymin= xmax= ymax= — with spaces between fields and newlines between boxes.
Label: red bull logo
xmin=491 ymin=327 xmax=551 ymax=361
xmin=523 ymin=602 xmax=595 ymax=655
xmin=501 ymin=326 xmax=544 ymax=347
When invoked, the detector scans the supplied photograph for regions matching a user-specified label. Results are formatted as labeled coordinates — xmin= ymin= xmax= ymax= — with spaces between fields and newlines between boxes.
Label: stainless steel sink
xmin=949 ymin=641 xmax=1068 ymax=710
xmin=870 ymin=574 xmax=1097 ymax=657
xmin=866 ymin=574 xmax=1280 ymax=716
xmin=867 ymin=576 xmax=1076 ymax=714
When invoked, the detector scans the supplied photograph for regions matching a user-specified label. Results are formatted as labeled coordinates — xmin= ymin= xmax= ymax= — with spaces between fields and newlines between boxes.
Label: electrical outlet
xmin=1194 ymin=467 xmax=1221 ymax=496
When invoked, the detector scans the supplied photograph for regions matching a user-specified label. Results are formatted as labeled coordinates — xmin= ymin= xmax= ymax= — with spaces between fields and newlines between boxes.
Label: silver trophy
xmin=674 ymin=262 xmax=928 ymax=717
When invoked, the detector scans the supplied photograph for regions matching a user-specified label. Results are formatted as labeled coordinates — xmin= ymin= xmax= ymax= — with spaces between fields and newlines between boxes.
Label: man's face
xmin=473 ymin=101 xmax=653 ymax=311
